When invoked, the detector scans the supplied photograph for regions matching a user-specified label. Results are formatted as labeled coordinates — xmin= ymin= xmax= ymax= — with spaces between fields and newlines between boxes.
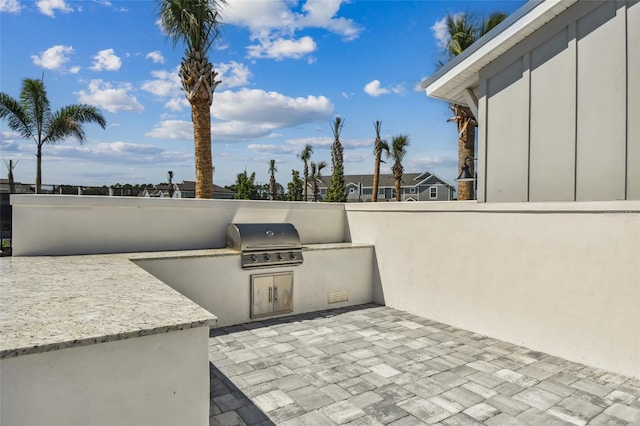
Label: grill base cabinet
xmin=251 ymin=272 xmax=293 ymax=318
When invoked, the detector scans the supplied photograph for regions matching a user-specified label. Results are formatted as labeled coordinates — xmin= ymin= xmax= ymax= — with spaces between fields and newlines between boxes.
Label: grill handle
xmin=268 ymin=286 xmax=272 ymax=302
xmin=274 ymin=286 xmax=278 ymax=301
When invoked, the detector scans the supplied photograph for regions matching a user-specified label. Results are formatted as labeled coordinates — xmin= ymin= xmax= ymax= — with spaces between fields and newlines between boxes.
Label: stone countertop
xmin=0 ymin=253 xmax=218 ymax=359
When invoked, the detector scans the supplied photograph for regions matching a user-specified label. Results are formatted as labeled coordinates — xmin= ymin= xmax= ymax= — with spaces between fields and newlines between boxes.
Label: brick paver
xmin=208 ymin=304 xmax=640 ymax=425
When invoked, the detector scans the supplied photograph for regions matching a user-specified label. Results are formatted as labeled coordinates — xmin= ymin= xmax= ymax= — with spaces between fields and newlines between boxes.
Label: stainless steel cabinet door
xmin=273 ymin=272 xmax=293 ymax=314
xmin=251 ymin=275 xmax=273 ymax=318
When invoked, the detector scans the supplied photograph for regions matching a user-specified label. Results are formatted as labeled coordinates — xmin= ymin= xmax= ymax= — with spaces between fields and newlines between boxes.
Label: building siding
xmin=478 ymin=0 xmax=638 ymax=202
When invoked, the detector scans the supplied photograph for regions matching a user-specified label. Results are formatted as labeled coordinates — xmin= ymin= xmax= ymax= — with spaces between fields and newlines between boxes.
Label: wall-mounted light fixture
xmin=456 ymin=157 xmax=476 ymax=182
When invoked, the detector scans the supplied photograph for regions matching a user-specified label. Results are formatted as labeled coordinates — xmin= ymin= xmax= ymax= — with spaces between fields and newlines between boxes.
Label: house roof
xmin=176 ymin=181 xmax=234 ymax=194
xmin=421 ymin=0 xmax=577 ymax=106
xmin=317 ymin=172 xmax=454 ymax=190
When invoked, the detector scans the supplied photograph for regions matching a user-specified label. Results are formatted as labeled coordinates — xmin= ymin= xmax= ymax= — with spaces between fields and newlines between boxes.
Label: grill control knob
xmin=264 ymin=254 xmax=272 ymax=261
xmin=250 ymin=254 xmax=258 ymax=262
xmin=290 ymin=253 xmax=297 ymax=260
xmin=277 ymin=253 xmax=285 ymax=260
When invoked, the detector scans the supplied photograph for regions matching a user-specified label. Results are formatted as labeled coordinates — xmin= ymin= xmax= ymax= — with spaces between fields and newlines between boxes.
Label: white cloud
xmin=69 ymin=66 xmax=80 ymax=74
xmin=407 ymin=156 xmax=457 ymax=170
xmin=364 ymin=80 xmax=405 ymax=97
xmin=31 ymin=45 xmax=74 ymax=70
xmin=213 ymin=89 xmax=333 ymax=127
xmin=141 ymin=68 xmax=181 ymax=98
xmin=147 ymin=88 xmax=333 ymax=141
xmin=248 ymin=36 xmax=317 ymax=60
xmin=431 ymin=13 xmax=462 ymax=50
xmin=145 ymin=120 xmax=192 ymax=140
xmin=224 ymin=0 xmax=360 ymax=61
xmin=90 ymin=48 xmax=122 ymax=71
xmin=76 ymin=80 xmax=144 ymax=113
xmin=36 ymin=0 xmax=72 ymax=16
xmin=248 ymin=135 xmax=370 ymax=156
xmin=217 ymin=61 xmax=251 ymax=88
xmin=0 ymin=0 xmax=21 ymax=13
xmin=298 ymin=0 xmax=360 ymax=41
xmin=364 ymin=80 xmax=389 ymax=97
xmin=145 ymin=50 xmax=165 ymax=64
xmin=164 ymin=98 xmax=190 ymax=111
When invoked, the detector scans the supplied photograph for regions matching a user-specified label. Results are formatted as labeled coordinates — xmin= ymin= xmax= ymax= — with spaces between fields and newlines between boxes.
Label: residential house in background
xmin=316 ymin=172 xmax=455 ymax=202
xmin=139 ymin=181 xmax=235 ymax=199
xmin=422 ymin=0 xmax=639 ymax=202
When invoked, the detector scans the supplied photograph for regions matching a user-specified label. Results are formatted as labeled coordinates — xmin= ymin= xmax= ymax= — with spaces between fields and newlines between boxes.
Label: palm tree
xmin=268 ymin=159 xmax=277 ymax=200
xmin=326 ymin=117 xmax=346 ymax=202
xmin=158 ymin=0 xmax=225 ymax=199
xmin=310 ymin=160 xmax=327 ymax=202
xmin=4 ymin=160 xmax=18 ymax=194
xmin=444 ymin=12 xmax=506 ymax=200
xmin=0 ymin=78 xmax=106 ymax=193
xmin=167 ymin=170 xmax=174 ymax=197
xmin=371 ymin=121 xmax=389 ymax=202
xmin=387 ymin=135 xmax=409 ymax=202
xmin=298 ymin=144 xmax=313 ymax=201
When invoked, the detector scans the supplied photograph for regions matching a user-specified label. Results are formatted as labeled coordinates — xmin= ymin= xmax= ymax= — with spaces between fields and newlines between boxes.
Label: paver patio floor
xmin=208 ymin=304 xmax=640 ymax=425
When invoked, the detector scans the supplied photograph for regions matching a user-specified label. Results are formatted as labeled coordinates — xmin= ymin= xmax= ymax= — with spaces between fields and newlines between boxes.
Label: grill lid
xmin=227 ymin=223 xmax=303 ymax=269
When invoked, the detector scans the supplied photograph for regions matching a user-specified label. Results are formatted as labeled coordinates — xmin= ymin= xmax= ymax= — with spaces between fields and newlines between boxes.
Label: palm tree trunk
xmin=192 ymin=97 xmax=213 ymax=199
xmin=457 ymin=114 xmax=475 ymax=201
xmin=303 ymin=176 xmax=308 ymax=201
xmin=394 ymin=173 xmax=401 ymax=202
xmin=36 ymin=146 xmax=42 ymax=194
xmin=372 ymin=155 xmax=380 ymax=202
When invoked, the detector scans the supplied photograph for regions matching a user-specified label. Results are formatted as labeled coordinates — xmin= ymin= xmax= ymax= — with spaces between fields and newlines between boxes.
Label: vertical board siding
xmin=576 ymin=1 xmax=626 ymax=201
xmin=480 ymin=1 xmax=635 ymax=202
xmin=486 ymin=58 xmax=529 ymax=202
xmin=627 ymin=0 xmax=640 ymax=199
xmin=529 ymin=28 xmax=576 ymax=201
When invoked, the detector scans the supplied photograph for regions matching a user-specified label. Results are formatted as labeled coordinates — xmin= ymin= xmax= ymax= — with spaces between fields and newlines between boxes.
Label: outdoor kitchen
xmin=1 ymin=195 xmax=638 ymax=425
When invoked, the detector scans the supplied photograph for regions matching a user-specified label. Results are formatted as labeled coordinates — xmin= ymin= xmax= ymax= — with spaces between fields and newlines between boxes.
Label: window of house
xmin=410 ymin=187 xmax=416 ymax=194
xmin=430 ymin=186 xmax=437 ymax=199
xmin=349 ymin=188 xmax=355 ymax=193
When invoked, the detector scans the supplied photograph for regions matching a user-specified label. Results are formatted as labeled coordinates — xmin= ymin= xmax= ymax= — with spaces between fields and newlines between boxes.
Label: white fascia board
xmin=422 ymin=0 xmax=576 ymax=104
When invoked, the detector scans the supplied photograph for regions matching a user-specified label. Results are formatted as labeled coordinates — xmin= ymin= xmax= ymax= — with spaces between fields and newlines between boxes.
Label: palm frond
xmin=0 ymin=92 xmax=34 ymax=141
xmin=158 ymin=0 xmax=225 ymax=53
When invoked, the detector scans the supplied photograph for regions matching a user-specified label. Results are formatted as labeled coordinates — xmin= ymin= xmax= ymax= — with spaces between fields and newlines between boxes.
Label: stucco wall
xmin=345 ymin=201 xmax=640 ymax=379
xmin=0 ymin=327 xmax=210 ymax=426
xmin=133 ymin=245 xmax=375 ymax=327
xmin=10 ymin=195 xmax=347 ymax=256
xmin=478 ymin=0 xmax=639 ymax=202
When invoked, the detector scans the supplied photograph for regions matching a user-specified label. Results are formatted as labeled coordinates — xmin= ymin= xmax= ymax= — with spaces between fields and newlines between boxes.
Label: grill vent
xmin=328 ymin=291 xmax=349 ymax=304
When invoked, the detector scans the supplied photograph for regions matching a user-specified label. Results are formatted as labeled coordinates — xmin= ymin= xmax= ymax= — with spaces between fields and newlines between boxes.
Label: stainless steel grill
xmin=226 ymin=223 xmax=304 ymax=269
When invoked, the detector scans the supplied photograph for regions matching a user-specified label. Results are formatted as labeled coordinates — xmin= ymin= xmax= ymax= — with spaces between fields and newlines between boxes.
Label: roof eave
xmin=421 ymin=0 xmax=577 ymax=105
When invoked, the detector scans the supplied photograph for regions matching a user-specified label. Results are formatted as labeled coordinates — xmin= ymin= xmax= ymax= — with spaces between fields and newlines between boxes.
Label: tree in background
xmin=326 ymin=117 xmax=346 ymax=202
xmin=158 ymin=0 xmax=225 ymax=199
xmin=268 ymin=159 xmax=277 ymax=200
xmin=0 ymin=78 xmax=106 ymax=193
xmin=4 ymin=160 xmax=18 ymax=194
xmin=371 ymin=121 xmax=389 ymax=202
xmin=167 ymin=170 xmax=175 ymax=197
xmin=443 ymin=12 xmax=506 ymax=200
xmin=388 ymin=135 xmax=410 ymax=202
xmin=229 ymin=169 xmax=258 ymax=200
xmin=287 ymin=170 xmax=303 ymax=201
xmin=298 ymin=144 xmax=313 ymax=201
xmin=310 ymin=161 xmax=327 ymax=202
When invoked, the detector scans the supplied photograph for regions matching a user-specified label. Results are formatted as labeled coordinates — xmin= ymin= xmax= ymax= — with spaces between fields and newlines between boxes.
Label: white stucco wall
xmin=345 ymin=201 xmax=640 ymax=379
xmin=10 ymin=195 xmax=347 ymax=256
xmin=133 ymin=245 xmax=375 ymax=327
xmin=478 ymin=0 xmax=638 ymax=202
xmin=0 ymin=327 xmax=210 ymax=426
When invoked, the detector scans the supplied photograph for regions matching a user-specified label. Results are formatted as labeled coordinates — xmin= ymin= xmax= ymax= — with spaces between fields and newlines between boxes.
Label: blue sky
xmin=0 ymin=0 xmax=524 ymax=188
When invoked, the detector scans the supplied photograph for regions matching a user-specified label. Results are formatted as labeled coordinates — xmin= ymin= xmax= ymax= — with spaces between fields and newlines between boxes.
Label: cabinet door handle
xmin=268 ymin=286 xmax=272 ymax=302
xmin=274 ymin=286 xmax=278 ymax=301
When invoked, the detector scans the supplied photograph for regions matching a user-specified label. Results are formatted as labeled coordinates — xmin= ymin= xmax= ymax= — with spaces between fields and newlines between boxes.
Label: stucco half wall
xmin=345 ymin=201 xmax=640 ymax=379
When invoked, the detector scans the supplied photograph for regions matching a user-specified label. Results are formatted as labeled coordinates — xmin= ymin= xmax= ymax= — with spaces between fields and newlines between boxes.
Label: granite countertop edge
xmin=0 ymin=318 xmax=216 ymax=360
